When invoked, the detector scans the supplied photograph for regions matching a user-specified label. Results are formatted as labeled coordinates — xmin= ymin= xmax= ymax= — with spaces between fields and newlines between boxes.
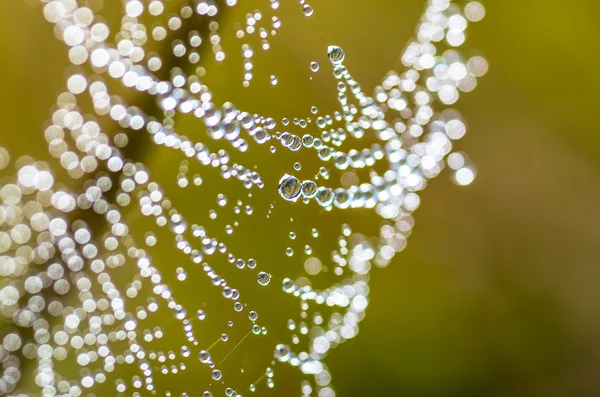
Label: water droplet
xmin=302 ymin=4 xmax=314 ymax=17
xmin=275 ymin=344 xmax=291 ymax=362
xmin=199 ymin=350 xmax=211 ymax=363
xmin=278 ymin=174 xmax=301 ymax=202
xmin=282 ymin=278 xmax=295 ymax=293
xmin=212 ymin=369 xmax=222 ymax=380
xmin=301 ymin=180 xmax=317 ymax=198
xmin=319 ymin=166 xmax=329 ymax=179
xmin=310 ymin=61 xmax=320 ymax=72
xmin=327 ymin=45 xmax=345 ymax=64
xmin=248 ymin=258 xmax=257 ymax=269
xmin=315 ymin=187 xmax=334 ymax=207
xmin=257 ymin=272 xmax=271 ymax=286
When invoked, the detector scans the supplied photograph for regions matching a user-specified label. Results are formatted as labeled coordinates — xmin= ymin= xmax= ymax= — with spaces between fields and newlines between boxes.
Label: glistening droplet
xmin=303 ymin=4 xmax=314 ymax=17
xmin=278 ymin=174 xmax=301 ymax=202
xmin=257 ymin=272 xmax=271 ymax=286
xmin=327 ymin=45 xmax=345 ymax=64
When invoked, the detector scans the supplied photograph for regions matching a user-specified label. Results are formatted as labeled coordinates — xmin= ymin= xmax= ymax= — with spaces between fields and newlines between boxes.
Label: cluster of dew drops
xmin=0 ymin=0 xmax=487 ymax=397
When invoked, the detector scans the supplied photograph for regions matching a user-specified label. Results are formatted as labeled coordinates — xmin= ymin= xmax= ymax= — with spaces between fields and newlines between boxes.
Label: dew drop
xmin=302 ymin=4 xmax=314 ymax=17
xmin=319 ymin=166 xmax=329 ymax=179
xmin=327 ymin=45 xmax=345 ymax=64
xmin=199 ymin=350 xmax=211 ymax=363
xmin=257 ymin=271 xmax=271 ymax=286
xmin=278 ymin=174 xmax=301 ymax=202
xmin=212 ymin=369 xmax=222 ymax=380
xmin=248 ymin=258 xmax=257 ymax=269
xmin=301 ymin=180 xmax=317 ymax=198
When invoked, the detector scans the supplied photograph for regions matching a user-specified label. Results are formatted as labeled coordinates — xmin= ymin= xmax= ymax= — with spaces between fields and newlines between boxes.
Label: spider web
xmin=0 ymin=0 xmax=487 ymax=396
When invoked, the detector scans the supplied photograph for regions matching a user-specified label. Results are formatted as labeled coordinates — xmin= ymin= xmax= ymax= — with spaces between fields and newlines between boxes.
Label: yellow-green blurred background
xmin=1 ymin=0 xmax=600 ymax=396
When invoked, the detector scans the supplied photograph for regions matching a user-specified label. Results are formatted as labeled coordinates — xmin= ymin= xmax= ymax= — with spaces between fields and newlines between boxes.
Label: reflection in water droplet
xmin=278 ymin=174 xmax=301 ymax=202
xmin=257 ymin=271 xmax=271 ymax=286
xmin=301 ymin=180 xmax=317 ymax=198
xmin=303 ymin=4 xmax=314 ymax=17
xmin=327 ymin=45 xmax=345 ymax=64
